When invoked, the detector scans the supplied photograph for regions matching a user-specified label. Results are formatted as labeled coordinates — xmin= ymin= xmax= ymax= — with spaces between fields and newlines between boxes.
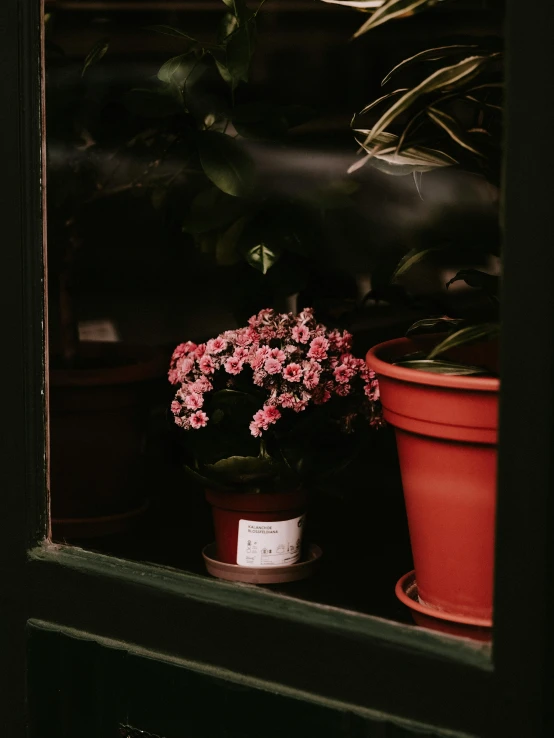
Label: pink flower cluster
xmin=169 ymin=308 xmax=382 ymax=435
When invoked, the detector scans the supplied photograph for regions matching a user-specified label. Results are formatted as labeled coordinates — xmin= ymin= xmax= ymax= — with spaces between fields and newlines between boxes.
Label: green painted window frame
xmin=1 ymin=1 xmax=553 ymax=735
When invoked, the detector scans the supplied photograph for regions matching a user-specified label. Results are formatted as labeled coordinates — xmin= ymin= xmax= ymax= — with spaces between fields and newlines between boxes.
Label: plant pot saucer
xmin=396 ymin=571 xmax=492 ymax=642
xmin=202 ymin=543 xmax=322 ymax=584
xmin=52 ymin=499 xmax=150 ymax=540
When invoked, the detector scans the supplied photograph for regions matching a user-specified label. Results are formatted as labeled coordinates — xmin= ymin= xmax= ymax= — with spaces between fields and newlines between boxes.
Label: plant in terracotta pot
xmin=46 ymin=0 xmax=347 ymax=537
xmin=168 ymin=307 xmax=383 ymax=583
xmin=322 ymin=0 xmax=503 ymax=633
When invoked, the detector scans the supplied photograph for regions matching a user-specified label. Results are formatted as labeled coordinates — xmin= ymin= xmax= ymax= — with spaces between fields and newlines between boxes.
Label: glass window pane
xmin=45 ymin=0 xmax=503 ymax=641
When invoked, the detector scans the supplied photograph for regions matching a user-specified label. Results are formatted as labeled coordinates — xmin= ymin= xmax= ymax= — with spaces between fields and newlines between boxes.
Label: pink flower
xmin=199 ymin=355 xmax=215 ymax=374
xmin=174 ymin=416 xmax=190 ymax=429
xmin=190 ymin=410 xmax=208 ymax=429
xmin=192 ymin=376 xmax=212 ymax=393
xmin=283 ymin=363 xmax=303 ymax=382
xmin=264 ymin=358 xmax=282 ymax=375
xmin=184 ymin=392 xmax=203 ymax=410
xmin=235 ymin=328 xmax=255 ymax=347
xmin=170 ymin=400 xmax=182 ymax=415
xmin=252 ymin=409 xmax=269 ymax=431
xmin=168 ymin=369 xmax=180 ymax=385
xmin=334 ymin=363 xmax=355 ymax=384
xmin=307 ymin=336 xmax=329 ymax=360
xmin=171 ymin=342 xmax=196 ymax=361
xmin=233 ymin=347 xmax=249 ymax=360
xmin=249 ymin=347 xmax=268 ymax=370
xmin=249 ymin=421 xmax=263 ymax=437
xmin=278 ymin=393 xmax=296 ymax=408
xmin=263 ymin=405 xmax=281 ymax=424
xmin=194 ymin=343 xmax=207 ymax=359
xmin=177 ymin=357 xmax=194 ymax=377
xmin=270 ymin=348 xmax=286 ymax=363
xmin=207 ymin=337 xmax=227 ymax=354
xmin=292 ymin=325 xmax=310 ymax=344
xmin=292 ymin=398 xmax=308 ymax=413
xmin=253 ymin=370 xmax=266 ymax=387
xmin=224 ymin=356 xmax=244 ymax=375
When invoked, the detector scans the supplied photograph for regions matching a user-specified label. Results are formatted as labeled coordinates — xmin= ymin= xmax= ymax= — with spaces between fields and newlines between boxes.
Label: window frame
xmin=1 ymin=0 xmax=553 ymax=735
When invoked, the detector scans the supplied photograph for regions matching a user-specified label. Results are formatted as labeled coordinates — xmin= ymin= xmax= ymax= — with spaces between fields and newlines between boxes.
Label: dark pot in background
xmin=49 ymin=341 xmax=167 ymax=538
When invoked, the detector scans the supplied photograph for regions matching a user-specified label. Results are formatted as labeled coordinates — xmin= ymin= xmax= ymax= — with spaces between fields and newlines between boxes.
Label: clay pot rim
xmin=396 ymin=571 xmax=493 ymax=629
xmin=366 ymin=337 xmax=500 ymax=392
xmin=50 ymin=341 xmax=167 ymax=387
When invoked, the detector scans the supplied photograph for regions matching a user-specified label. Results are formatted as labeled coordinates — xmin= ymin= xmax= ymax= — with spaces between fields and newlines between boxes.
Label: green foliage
xmin=81 ymin=38 xmax=109 ymax=77
xmin=427 ymin=323 xmax=501 ymax=359
xmin=197 ymin=130 xmax=255 ymax=197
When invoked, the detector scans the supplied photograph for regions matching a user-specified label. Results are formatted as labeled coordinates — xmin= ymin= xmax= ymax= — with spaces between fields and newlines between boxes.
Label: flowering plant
xmin=169 ymin=308 xmax=383 ymax=493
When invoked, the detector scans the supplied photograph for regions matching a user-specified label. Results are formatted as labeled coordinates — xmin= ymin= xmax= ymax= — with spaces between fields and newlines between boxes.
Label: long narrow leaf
xmin=392 ymin=247 xmax=439 ymax=279
xmin=381 ymin=45 xmax=479 ymax=86
xmin=362 ymin=56 xmax=487 ymax=148
xmin=357 ymin=88 xmax=409 ymax=116
xmin=353 ymin=0 xmax=444 ymax=37
xmin=320 ymin=0 xmax=383 ymax=6
xmin=354 ymin=129 xmax=457 ymax=173
xmin=427 ymin=323 xmax=500 ymax=359
xmin=427 ymin=106 xmax=485 ymax=156
xmin=81 ymin=38 xmax=109 ymax=77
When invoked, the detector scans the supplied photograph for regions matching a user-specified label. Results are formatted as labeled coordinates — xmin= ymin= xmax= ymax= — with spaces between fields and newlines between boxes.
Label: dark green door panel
xmin=28 ymin=622 xmax=472 ymax=738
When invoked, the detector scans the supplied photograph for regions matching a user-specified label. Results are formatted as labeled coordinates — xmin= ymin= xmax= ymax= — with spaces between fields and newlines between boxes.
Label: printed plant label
xmin=236 ymin=515 xmax=305 ymax=567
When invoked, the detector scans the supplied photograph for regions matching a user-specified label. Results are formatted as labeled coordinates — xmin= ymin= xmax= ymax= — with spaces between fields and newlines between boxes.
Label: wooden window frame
xmin=1 ymin=0 xmax=553 ymax=735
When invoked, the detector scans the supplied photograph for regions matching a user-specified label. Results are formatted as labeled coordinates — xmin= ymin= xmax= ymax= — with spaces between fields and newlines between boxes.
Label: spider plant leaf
xmin=427 ymin=323 xmax=500 ymax=359
xmin=381 ymin=45 xmax=479 ymax=86
xmin=427 ymin=106 xmax=486 ymax=157
xmin=353 ymin=0 xmax=445 ymax=37
xmin=362 ymin=56 xmax=488 ymax=148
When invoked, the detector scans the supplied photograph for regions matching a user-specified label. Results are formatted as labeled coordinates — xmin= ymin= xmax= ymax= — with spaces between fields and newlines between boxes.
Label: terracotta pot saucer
xmin=396 ymin=571 xmax=492 ymax=642
xmin=202 ymin=542 xmax=322 ymax=584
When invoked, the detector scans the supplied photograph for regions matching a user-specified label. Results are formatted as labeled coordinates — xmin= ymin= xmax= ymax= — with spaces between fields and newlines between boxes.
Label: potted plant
xmin=168 ymin=307 xmax=383 ymax=583
xmin=322 ymin=0 xmax=502 ymax=631
xmin=46 ymin=0 xmax=356 ymax=538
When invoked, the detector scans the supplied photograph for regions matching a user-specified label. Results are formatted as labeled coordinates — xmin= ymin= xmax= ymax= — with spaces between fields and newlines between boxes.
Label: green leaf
xmin=197 ymin=131 xmax=255 ymax=197
xmin=352 ymin=0 xmax=444 ymax=37
xmin=232 ymin=103 xmax=289 ymax=140
xmin=157 ymin=54 xmax=204 ymax=87
xmin=243 ymin=242 xmax=282 ymax=274
xmin=225 ymin=19 xmax=257 ymax=86
xmin=357 ymin=88 xmax=409 ymax=117
xmin=81 ymin=38 xmax=109 ymax=77
xmin=216 ymin=216 xmax=251 ymax=265
xmin=217 ymin=12 xmax=239 ymax=43
xmin=320 ymin=0 xmax=383 ymax=6
xmin=392 ymin=247 xmax=440 ymax=279
xmin=381 ymin=45 xmax=479 ymax=86
xmin=392 ymin=358 xmax=490 ymax=375
xmin=427 ymin=106 xmax=485 ymax=157
xmin=145 ymin=25 xmax=198 ymax=42
xmin=361 ymin=56 xmax=488 ymax=148
xmin=352 ymin=130 xmax=456 ymax=174
xmin=445 ymin=269 xmax=499 ymax=297
xmin=427 ymin=323 xmax=500 ymax=359
xmin=406 ymin=317 xmax=465 ymax=336
xmin=204 ymin=455 xmax=276 ymax=484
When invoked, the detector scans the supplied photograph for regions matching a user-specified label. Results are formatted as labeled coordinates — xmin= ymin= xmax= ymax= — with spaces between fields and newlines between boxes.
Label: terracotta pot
xmin=49 ymin=342 xmax=167 ymax=536
xmin=205 ymin=488 xmax=308 ymax=567
xmin=366 ymin=336 xmax=499 ymax=622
